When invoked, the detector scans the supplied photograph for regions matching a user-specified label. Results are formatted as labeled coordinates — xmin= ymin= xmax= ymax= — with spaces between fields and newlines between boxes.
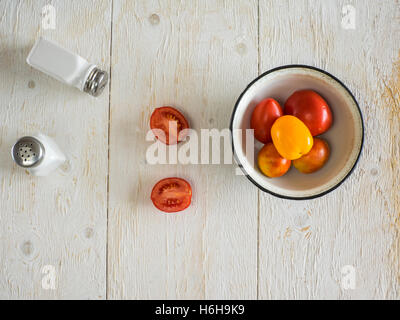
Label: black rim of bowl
xmin=229 ymin=64 xmax=364 ymax=200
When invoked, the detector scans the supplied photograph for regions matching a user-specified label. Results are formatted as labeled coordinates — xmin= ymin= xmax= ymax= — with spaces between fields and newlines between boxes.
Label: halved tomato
xmin=151 ymin=177 xmax=192 ymax=213
xmin=150 ymin=107 xmax=189 ymax=145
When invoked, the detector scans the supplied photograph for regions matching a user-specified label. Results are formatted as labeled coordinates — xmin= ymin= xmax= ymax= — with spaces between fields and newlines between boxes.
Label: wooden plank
xmin=258 ymin=0 xmax=400 ymax=299
xmin=108 ymin=0 xmax=258 ymax=299
xmin=0 ymin=0 xmax=111 ymax=299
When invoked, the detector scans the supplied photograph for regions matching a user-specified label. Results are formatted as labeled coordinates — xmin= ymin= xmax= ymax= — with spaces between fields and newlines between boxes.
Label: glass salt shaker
xmin=26 ymin=37 xmax=108 ymax=97
xmin=11 ymin=133 xmax=66 ymax=176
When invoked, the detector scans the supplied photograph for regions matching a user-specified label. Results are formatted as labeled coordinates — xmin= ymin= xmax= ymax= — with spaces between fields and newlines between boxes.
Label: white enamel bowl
xmin=230 ymin=65 xmax=364 ymax=200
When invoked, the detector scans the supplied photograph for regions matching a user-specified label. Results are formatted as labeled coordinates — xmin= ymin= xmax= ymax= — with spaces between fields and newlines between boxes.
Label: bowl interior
xmin=231 ymin=67 xmax=363 ymax=199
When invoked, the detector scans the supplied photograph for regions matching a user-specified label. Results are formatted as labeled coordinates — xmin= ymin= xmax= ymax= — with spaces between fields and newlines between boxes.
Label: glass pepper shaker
xmin=26 ymin=37 xmax=108 ymax=97
xmin=11 ymin=133 xmax=66 ymax=176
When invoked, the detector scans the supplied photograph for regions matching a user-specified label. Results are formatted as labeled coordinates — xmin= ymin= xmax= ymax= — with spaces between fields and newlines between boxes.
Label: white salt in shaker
xmin=26 ymin=37 xmax=108 ymax=97
xmin=11 ymin=133 xmax=66 ymax=176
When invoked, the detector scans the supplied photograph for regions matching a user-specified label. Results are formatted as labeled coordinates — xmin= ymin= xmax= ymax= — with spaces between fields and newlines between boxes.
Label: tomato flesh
xmin=150 ymin=107 xmax=189 ymax=145
xmin=151 ymin=178 xmax=192 ymax=213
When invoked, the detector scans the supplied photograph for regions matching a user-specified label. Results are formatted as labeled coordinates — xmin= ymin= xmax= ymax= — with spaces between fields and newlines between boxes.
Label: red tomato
xmin=150 ymin=107 xmax=189 ymax=145
xmin=293 ymin=138 xmax=330 ymax=174
xmin=151 ymin=178 xmax=192 ymax=213
xmin=250 ymin=98 xmax=283 ymax=143
xmin=284 ymin=90 xmax=332 ymax=136
xmin=258 ymin=143 xmax=291 ymax=178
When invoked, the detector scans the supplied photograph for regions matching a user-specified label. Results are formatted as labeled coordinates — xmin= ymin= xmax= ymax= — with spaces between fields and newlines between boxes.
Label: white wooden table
xmin=0 ymin=0 xmax=399 ymax=300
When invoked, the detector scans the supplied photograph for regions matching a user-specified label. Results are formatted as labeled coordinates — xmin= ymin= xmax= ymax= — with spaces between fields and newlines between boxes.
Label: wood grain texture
xmin=0 ymin=0 xmax=399 ymax=300
xmin=107 ymin=0 xmax=258 ymax=299
xmin=258 ymin=0 xmax=400 ymax=299
xmin=0 ymin=0 xmax=111 ymax=299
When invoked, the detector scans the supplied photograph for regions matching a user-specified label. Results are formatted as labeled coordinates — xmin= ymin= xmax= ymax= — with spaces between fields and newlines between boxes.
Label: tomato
xmin=293 ymin=138 xmax=330 ymax=174
xmin=151 ymin=177 xmax=192 ymax=213
xmin=271 ymin=115 xmax=313 ymax=160
xmin=250 ymin=98 xmax=283 ymax=143
xmin=150 ymin=107 xmax=189 ymax=145
xmin=284 ymin=90 xmax=332 ymax=136
xmin=258 ymin=143 xmax=291 ymax=178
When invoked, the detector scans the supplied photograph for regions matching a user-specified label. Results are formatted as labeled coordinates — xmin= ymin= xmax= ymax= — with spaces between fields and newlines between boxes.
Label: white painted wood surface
xmin=0 ymin=0 xmax=111 ymax=299
xmin=0 ymin=0 xmax=399 ymax=299
xmin=258 ymin=0 xmax=400 ymax=299
xmin=108 ymin=0 xmax=258 ymax=300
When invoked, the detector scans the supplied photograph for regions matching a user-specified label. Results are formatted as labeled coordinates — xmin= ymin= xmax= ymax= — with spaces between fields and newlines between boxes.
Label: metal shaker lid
xmin=83 ymin=67 xmax=108 ymax=97
xmin=12 ymin=136 xmax=45 ymax=168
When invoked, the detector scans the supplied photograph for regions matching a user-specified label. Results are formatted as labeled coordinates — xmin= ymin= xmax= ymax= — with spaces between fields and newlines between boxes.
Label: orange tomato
xmin=257 ymin=143 xmax=291 ymax=178
xmin=293 ymin=138 xmax=330 ymax=173
xmin=271 ymin=115 xmax=313 ymax=160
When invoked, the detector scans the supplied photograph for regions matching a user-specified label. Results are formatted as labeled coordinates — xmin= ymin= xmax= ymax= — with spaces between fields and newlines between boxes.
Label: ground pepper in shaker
xmin=26 ymin=37 xmax=108 ymax=97
xmin=11 ymin=133 xmax=66 ymax=176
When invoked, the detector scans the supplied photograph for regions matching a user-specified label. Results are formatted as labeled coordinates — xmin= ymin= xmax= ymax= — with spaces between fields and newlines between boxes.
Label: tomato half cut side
xmin=150 ymin=107 xmax=189 ymax=145
xmin=151 ymin=177 xmax=192 ymax=213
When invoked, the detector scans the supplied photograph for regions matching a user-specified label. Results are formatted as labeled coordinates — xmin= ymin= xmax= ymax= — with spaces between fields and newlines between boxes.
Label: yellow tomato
xmin=271 ymin=115 xmax=313 ymax=160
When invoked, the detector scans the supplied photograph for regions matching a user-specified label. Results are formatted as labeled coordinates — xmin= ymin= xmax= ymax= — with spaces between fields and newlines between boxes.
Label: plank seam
xmin=106 ymin=0 xmax=114 ymax=301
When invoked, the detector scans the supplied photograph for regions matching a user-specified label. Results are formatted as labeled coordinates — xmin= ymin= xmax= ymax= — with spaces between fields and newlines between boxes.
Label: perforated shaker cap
xmin=12 ymin=136 xmax=45 ymax=168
